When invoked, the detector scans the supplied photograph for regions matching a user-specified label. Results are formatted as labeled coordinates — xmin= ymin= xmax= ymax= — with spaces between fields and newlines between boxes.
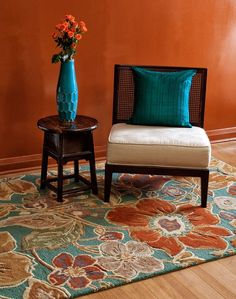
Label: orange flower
xmin=81 ymin=26 xmax=88 ymax=32
xmin=52 ymin=14 xmax=87 ymax=63
xmin=63 ymin=21 xmax=69 ymax=29
xmin=65 ymin=14 xmax=75 ymax=22
xmin=55 ymin=23 xmax=66 ymax=32
xmin=51 ymin=32 xmax=57 ymax=39
xmin=73 ymin=21 xmax=78 ymax=28
xmin=106 ymin=199 xmax=232 ymax=256
xmin=67 ymin=31 xmax=74 ymax=38
xmin=79 ymin=21 xmax=86 ymax=27
xmin=79 ymin=21 xmax=87 ymax=32
xmin=71 ymin=43 xmax=77 ymax=49
xmin=75 ymin=34 xmax=82 ymax=40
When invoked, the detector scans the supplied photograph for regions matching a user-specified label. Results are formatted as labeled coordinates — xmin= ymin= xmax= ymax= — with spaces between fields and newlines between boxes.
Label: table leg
xmin=40 ymin=148 xmax=48 ymax=189
xmin=74 ymin=160 xmax=79 ymax=182
xmin=57 ymin=160 xmax=63 ymax=202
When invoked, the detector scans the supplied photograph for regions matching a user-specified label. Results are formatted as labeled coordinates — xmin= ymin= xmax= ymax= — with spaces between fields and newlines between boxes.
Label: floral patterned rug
xmin=0 ymin=157 xmax=236 ymax=299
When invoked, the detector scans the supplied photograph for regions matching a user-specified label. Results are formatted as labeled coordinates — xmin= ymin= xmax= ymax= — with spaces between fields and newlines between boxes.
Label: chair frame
xmin=104 ymin=65 xmax=209 ymax=207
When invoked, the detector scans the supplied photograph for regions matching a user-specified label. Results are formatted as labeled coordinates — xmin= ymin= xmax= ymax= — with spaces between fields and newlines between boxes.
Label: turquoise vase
xmin=56 ymin=59 xmax=78 ymax=122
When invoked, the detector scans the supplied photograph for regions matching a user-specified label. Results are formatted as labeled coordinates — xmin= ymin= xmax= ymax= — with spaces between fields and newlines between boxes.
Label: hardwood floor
xmin=80 ymin=141 xmax=236 ymax=299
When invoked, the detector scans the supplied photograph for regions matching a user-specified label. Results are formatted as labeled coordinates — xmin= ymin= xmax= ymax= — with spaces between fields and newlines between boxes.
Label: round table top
xmin=37 ymin=115 xmax=98 ymax=134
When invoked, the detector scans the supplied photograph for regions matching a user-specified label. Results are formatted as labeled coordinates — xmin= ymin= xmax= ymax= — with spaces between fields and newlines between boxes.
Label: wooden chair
xmin=104 ymin=65 xmax=211 ymax=207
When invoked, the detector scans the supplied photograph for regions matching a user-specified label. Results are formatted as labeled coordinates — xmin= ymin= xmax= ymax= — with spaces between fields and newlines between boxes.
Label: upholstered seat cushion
xmin=107 ymin=123 xmax=211 ymax=169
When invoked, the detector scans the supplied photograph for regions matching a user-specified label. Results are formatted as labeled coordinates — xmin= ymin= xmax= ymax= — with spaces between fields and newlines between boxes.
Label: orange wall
xmin=1 ymin=0 xmax=236 ymax=160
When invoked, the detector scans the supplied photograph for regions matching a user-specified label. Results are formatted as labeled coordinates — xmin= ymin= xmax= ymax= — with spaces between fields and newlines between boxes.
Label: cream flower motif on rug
xmin=97 ymin=240 xmax=164 ymax=280
xmin=214 ymin=196 xmax=236 ymax=210
xmin=162 ymin=186 xmax=186 ymax=197
xmin=0 ymin=176 xmax=37 ymax=200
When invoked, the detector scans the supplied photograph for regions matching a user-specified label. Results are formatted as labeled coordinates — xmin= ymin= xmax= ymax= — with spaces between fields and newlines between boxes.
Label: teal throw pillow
xmin=128 ymin=67 xmax=196 ymax=127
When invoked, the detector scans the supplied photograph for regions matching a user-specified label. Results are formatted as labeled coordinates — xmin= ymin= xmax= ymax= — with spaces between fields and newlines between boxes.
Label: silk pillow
xmin=128 ymin=67 xmax=196 ymax=127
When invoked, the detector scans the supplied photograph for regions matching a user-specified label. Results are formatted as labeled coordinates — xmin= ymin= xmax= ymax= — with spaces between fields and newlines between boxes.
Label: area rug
xmin=0 ymin=157 xmax=235 ymax=299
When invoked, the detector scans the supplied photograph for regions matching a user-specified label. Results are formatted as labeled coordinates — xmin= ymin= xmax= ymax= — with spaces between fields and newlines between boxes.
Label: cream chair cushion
xmin=107 ymin=123 xmax=211 ymax=169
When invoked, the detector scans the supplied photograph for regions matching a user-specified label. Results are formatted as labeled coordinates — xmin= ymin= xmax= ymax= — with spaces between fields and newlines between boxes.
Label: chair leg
xmin=104 ymin=164 xmax=113 ymax=202
xmin=89 ymin=157 xmax=98 ymax=195
xmin=200 ymin=170 xmax=209 ymax=208
xmin=40 ymin=149 xmax=48 ymax=189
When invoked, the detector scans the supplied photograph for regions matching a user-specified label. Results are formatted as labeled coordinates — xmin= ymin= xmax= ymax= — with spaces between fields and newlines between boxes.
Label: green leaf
xmin=51 ymin=54 xmax=61 ymax=63
xmin=22 ymin=221 xmax=84 ymax=250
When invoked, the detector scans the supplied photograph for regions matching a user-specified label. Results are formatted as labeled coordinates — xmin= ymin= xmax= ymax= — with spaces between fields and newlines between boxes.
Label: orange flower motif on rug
xmin=106 ymin=198 xmax=232 ymax=256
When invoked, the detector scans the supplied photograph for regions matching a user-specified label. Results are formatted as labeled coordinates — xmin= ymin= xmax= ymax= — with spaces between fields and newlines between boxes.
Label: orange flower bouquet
xmin=52 ymin=14 xmax=87 ymax=63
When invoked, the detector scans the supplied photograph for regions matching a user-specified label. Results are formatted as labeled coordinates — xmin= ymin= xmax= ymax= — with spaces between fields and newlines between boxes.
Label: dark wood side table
xmin=37 ymin=115 xmax=98 ymax=202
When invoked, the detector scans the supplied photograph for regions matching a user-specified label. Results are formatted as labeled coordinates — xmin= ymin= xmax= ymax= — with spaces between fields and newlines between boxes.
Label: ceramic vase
xmin=56 ymin=59 xmax=78 ymax=122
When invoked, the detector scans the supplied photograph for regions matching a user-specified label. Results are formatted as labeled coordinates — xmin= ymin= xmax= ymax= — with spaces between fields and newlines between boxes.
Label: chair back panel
xmin=112 ymin=65 xmax=207 ymax=127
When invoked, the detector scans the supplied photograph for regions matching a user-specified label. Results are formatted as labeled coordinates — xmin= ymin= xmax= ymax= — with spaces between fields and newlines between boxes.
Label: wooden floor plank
xmin=157 ymin=273 xmax=199 ymax=299
xmin=192 ymin=263 xmax=236 ymax=299
xmin=197 ymin=261 xmax=236 ymax=296
xmin=218 ymin=256 xmax=236 ymax=275
xmin=171 ymin=269 xmax=225 ymax=299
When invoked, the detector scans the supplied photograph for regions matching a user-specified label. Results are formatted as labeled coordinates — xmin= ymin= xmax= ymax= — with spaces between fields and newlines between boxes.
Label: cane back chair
xmin=104 ymin=65 xmax=210 ymax=207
